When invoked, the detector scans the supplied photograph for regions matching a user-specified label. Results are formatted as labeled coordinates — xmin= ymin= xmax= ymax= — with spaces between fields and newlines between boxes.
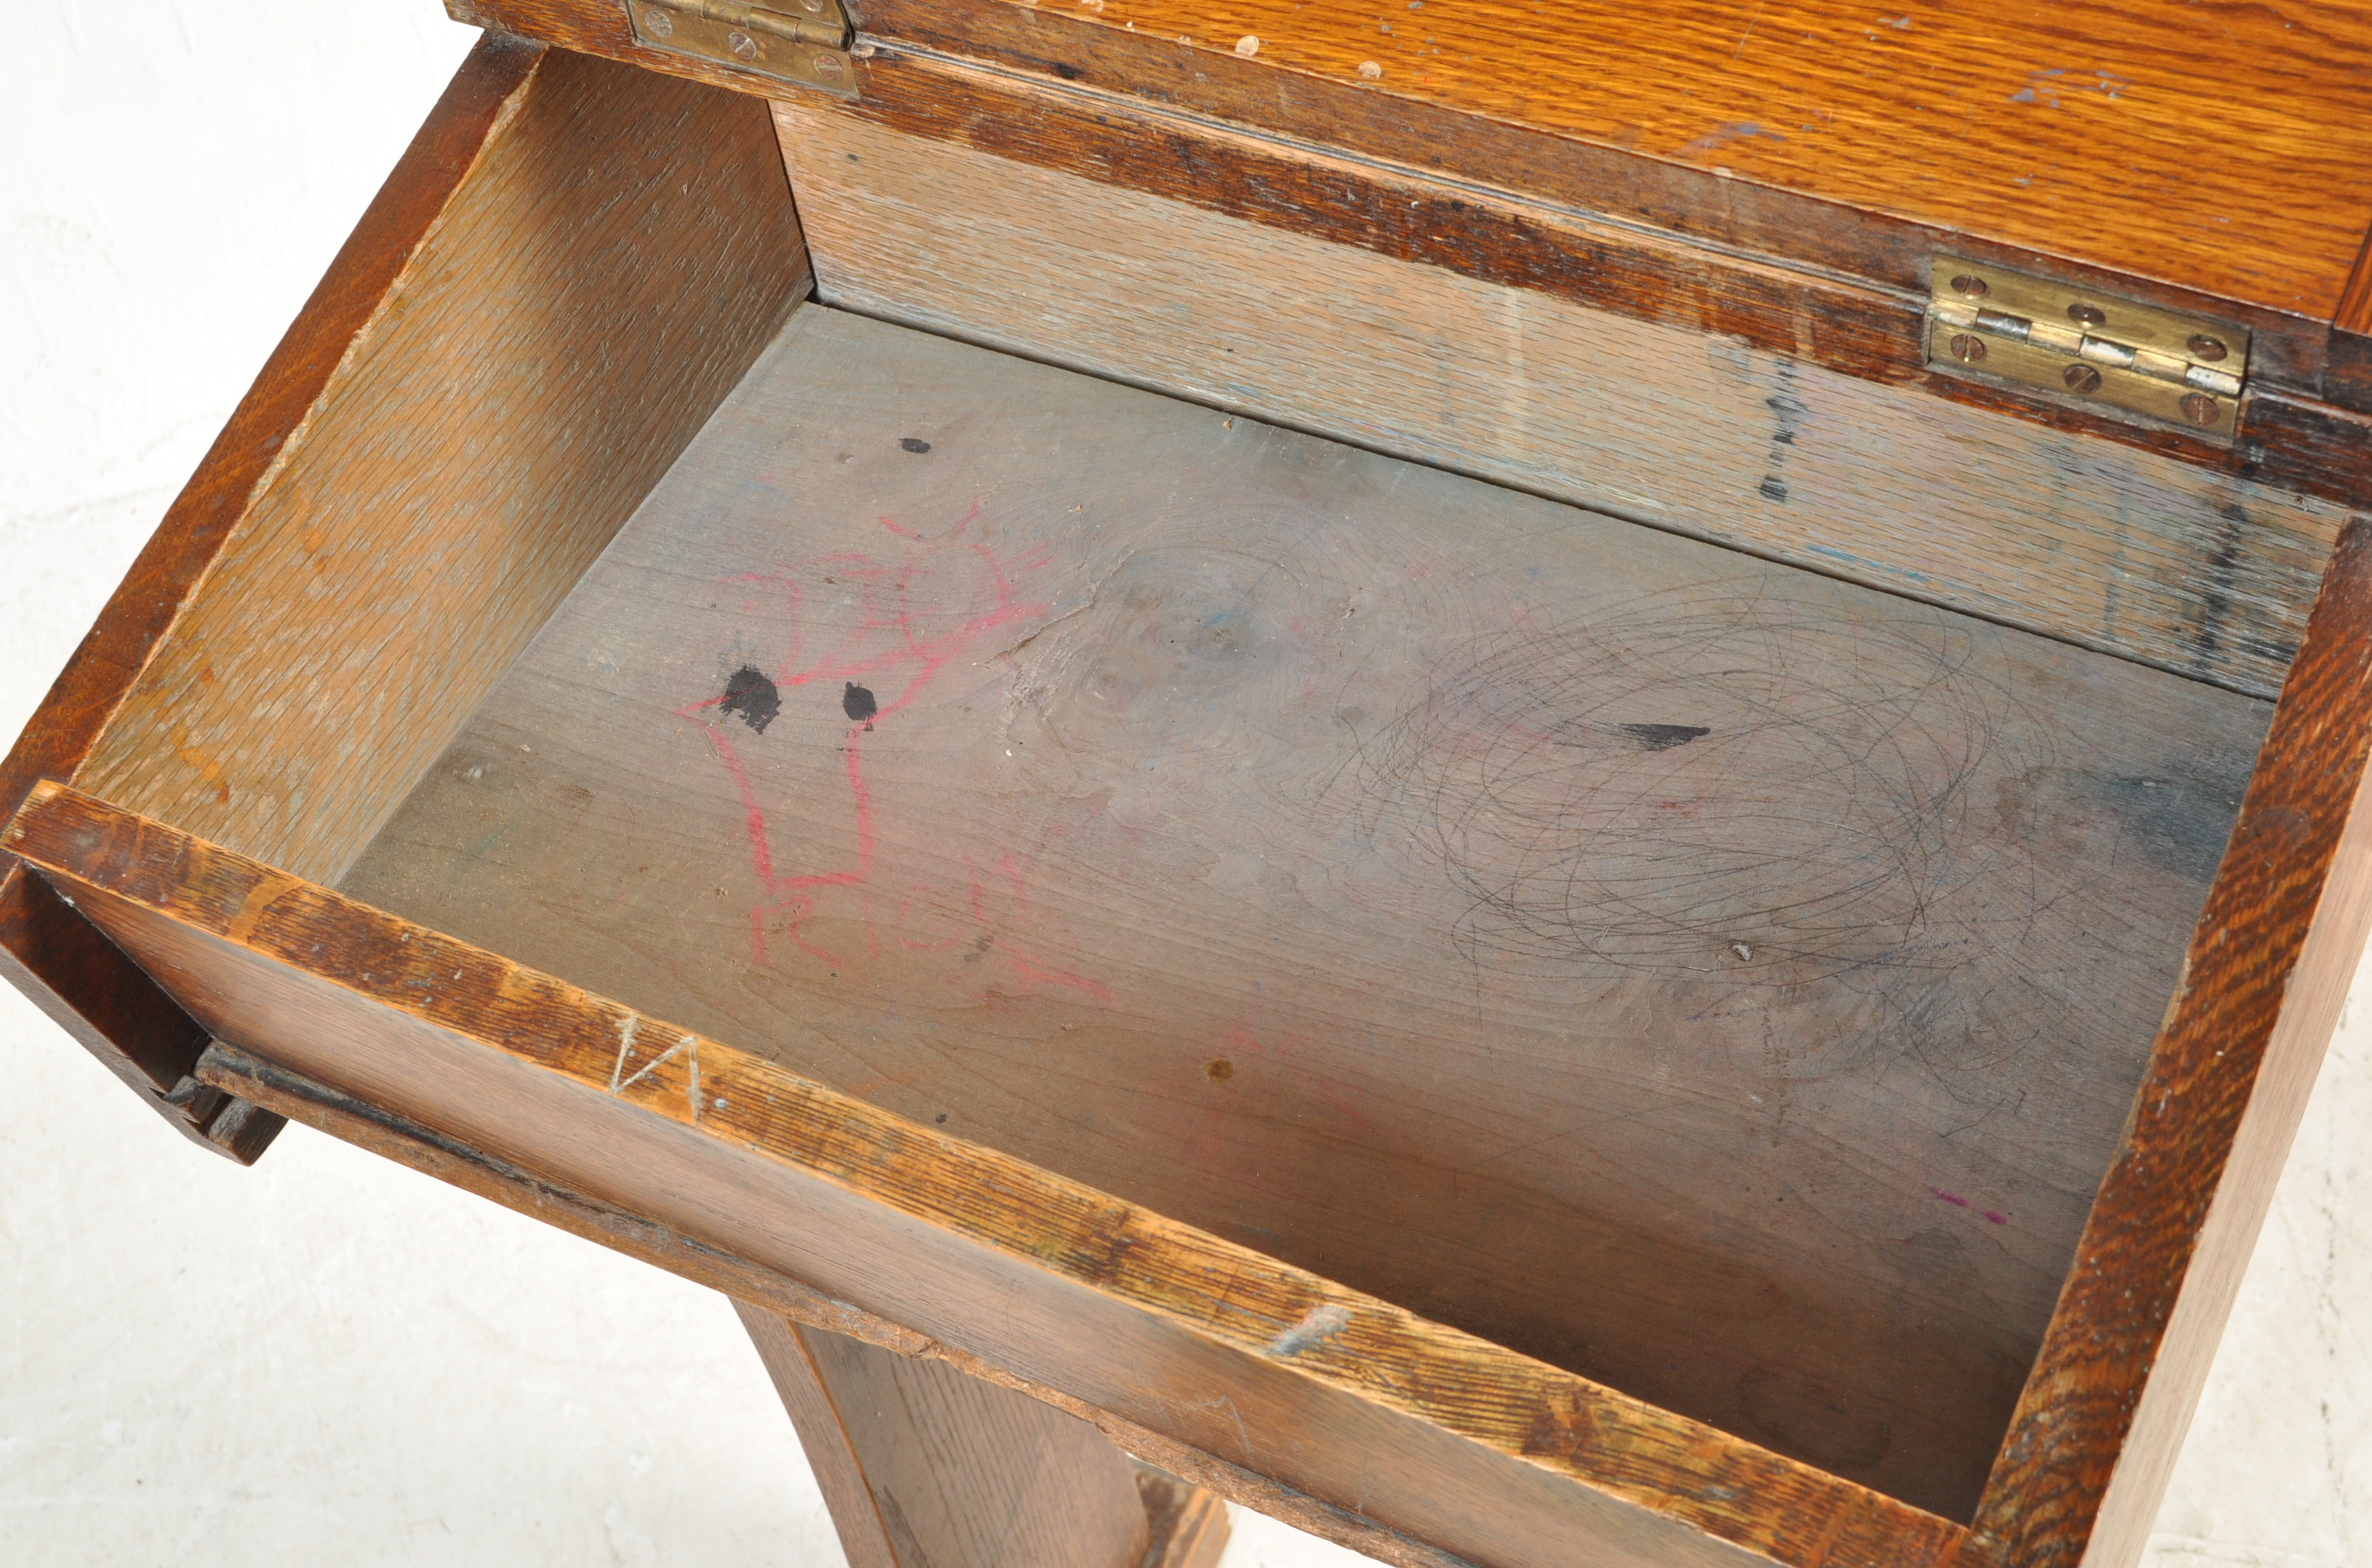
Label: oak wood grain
xmin=67 ymin=47 xmax=805 ymax=889
xmin=740 ymin=1303 xmax=1155 ymax=1568
xmin=6 ymin=781 xmax=1996 ymax=1568
xmin=935 ymin=0 xmax=2372 ymax=324
xmin=1974 ymin=514 xmax=2372 ymax=1568
xmin=188 ymin=1039 xmax=1470 ymax=1568
xmin=0 ymin=34 xmax=537 ymax=839
xmin=0 ymin=33 xmax=544 ymax=1156
xmin=766 ymin=83 xmax=2344 ymax=701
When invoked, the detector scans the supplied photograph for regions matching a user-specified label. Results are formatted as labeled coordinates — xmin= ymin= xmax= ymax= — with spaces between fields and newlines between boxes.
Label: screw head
xmin=816 ymin=50 xmax=845 ymax=76
xmin=2068 ymin=302 xmax=2108 ymax=328
xmin=1949 ymin=274 xmax=1989 ymax=299
xmin=796 ymin=0 xmax=826 ymax=11
xmin=1949 ymin=333 xmax=1987 ymax=364
xmin=2180 ymin=392 xmax=2221 ymax=426
xmin=641 ymin=5 xmax=674 ymax=35
xmin=726 ymin=27 xmax=758 ymax=58
xmin=2187 ymin=333 xmax=2229 ymax=362
xmin=2063 ymin=363 xmax=2103 ymax=395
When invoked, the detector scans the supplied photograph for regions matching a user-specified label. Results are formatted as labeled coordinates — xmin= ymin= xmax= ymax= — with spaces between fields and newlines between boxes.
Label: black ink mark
xmin=842 ymin=682 xmax=879 ymax=723
xmin=1620 ymin=723 xmax=1711 ymax=751
xmin=719 ymin=665 xmax=780 ymax=734
xmin=1550 ymin=720 xmax=1712 ymax=751
xmin=899 ymin=437 xmax=933 ymax=454
xmin=2189 ymin=501 xmax=2247 ymax=676
xmin=1755 ymin=360 xmax=1804 ymax=505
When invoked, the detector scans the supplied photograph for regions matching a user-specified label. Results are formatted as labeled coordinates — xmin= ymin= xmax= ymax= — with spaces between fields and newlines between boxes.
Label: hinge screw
xmin=2068 ymin=303 xmax=2108 ymax=327
xmin=816 ymin=50 xmax=846 ymax=78
xmin=1949 ymin=333 xmax=1987 ymax=364
xmin=1949 ymin=274 xmax=1988 ymax=299
xmin=641 ymin=5 xmax=674 ymax=36
xmin=726 ymin=27 xmax=759 ymax=59
xmin=2063 ymin=364 xmax=2103 ymax=395
xmin=2187 ymin=334 xmax=2229 ymax=363
xmin=795 ymin=0 xmax=827 ymax=10
xmin=2180 ymin=392 xmax=2222 ymax=426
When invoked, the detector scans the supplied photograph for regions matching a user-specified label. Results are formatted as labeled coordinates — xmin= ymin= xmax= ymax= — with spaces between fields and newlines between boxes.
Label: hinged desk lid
xmin=963 ymin=0 xmax=2372 ymax=327
xmin=456 ymin=0 xmax=2372 ymax=502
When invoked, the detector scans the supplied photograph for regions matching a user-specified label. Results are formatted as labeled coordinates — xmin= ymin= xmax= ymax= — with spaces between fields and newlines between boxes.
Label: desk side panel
xmin=1977 ymin=516 xmax=2372 ymax=1567
xmin=0 ymin=35 xmax=545 ymax=1155
xmin=69 ymin=47 xmax=808 ymax=889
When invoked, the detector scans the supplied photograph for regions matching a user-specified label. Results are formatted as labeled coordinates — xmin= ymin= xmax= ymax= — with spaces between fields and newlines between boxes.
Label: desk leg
xmin=737 ymin=1301 xmax=1228 ymax=1568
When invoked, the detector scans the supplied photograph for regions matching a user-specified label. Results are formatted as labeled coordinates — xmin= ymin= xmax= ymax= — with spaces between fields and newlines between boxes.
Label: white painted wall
xmin=0 ymin=4 xmax=2363 ymax=1564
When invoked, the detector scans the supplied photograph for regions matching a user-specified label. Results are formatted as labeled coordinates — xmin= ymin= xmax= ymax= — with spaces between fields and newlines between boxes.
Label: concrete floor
xmin=4 ymin=4 xmax=2366 ymax=1562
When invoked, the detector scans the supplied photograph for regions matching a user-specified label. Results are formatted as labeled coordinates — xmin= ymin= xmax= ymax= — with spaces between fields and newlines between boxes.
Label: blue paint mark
xmin=1804 ymin=542 xmax=1935 ymax=587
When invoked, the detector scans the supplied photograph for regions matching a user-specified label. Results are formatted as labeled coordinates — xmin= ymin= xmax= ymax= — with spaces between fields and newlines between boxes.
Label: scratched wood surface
xmin=768 ymin=85 xmax=2346 ymax=703
xmin=738 ymin=1302 xmax=1156 ymax=1568
xmin=64 ymin=48 xmax=805 ymax=890
xmin=9 ymin=783 xmax=1988 ymax=1568
xmin=903 ymin=0 xmax=2372 ymax=324
xmin=339 ymin=307 xmax=2271 ymax=1517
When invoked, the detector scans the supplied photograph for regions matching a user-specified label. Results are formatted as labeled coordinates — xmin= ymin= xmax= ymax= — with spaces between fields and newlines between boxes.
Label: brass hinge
xmin=1926 ymin=256 xmax=2249 ymax=439
xmin=625 ymin=0 xmax=859 ymax=98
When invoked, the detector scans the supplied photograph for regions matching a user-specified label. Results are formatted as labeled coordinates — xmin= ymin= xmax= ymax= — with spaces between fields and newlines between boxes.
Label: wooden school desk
xmin=7 ymin=4 xmax=2372 ymax=1564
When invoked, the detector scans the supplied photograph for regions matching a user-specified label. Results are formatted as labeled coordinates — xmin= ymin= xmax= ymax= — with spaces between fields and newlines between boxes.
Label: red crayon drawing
xmin=672 ymin=502 xmax=1114 ymax=1006
xmin=1926 ymin=1186 xmax=2009 ymax=1225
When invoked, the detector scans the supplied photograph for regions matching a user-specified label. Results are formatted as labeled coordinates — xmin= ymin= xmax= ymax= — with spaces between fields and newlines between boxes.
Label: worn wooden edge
xmin=1972 ymin=514 xmax=2372 ymax=1567
xmin=5 ymin=781 xmax=1997 ymax=1568
xmin=0 ymin=33 xmax=545 ymax=1153
xmin=200 ymin=1039 xmax=1462 ymax=1568
xmin=455 ymin=0 xmax=2372 ymax=442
